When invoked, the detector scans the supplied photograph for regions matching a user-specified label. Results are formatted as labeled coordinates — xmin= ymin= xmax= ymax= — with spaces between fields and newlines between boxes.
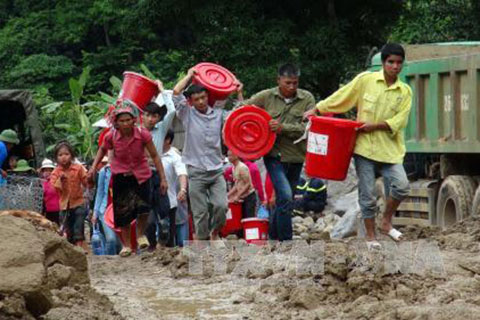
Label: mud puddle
xmin=90 ymin=254 xmax=253 ymax=319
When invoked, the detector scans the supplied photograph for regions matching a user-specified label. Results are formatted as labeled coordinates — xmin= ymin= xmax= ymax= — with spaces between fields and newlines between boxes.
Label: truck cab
xmin=0 ymin=90 xmax=45 ymax=171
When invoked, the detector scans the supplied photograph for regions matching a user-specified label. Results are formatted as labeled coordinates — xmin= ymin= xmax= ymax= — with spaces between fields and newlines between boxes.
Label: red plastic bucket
xmin=119 ymin=72 xmax=159 ymax=110
xmin=241 ymin=218 xmax=269 ymax=245
xmin=305 ymin=116 xmax=362 ymax=181
xmin=192 ymin=62 xmax=238 ymax=106
xmin=220 ymin=203 xmax=243 ymax=237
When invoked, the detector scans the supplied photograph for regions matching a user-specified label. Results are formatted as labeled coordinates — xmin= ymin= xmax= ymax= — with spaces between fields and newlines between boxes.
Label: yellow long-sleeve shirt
xmin=316 ymin=70 xmax=412 ymax=164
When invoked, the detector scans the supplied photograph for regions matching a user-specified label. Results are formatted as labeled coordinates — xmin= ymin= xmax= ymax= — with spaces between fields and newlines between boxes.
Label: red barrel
xmin=223 ymin=105 xmax=276 ymax=160
xmin=305 ymin=116 xmax=362 ymax=181
xmin=192 ymin=62 xmax=238 ymax=106
xmin=241 ymin=218 xmax=269 ymax=245
xmin=220 ymin=203 xmax=243 ymax=237
xmin=119 ymin=72 xmax=159 ymax=110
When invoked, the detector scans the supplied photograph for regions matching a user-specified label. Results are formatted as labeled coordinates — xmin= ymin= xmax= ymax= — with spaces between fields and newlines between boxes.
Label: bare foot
xmin=381 ymin=219 xmax=392 ymax=234
xmin=210 ymin=230 xmax=220 ymax=241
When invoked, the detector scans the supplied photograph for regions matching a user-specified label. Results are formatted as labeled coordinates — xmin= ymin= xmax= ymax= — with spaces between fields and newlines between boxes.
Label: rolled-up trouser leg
xmin=354 ymin=155 xmax=377 ymax=219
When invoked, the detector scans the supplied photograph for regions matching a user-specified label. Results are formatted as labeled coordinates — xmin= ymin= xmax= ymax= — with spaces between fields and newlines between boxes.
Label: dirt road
xmin=89 ymin=217 xmax=480 ymax=320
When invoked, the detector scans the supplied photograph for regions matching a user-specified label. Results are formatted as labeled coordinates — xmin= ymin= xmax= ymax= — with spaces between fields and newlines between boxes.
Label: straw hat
xmin=13 ymin=159 xmax=34 ymax=172
xmin=40 ymin=158 xmax=55 ymax=170
xmin=0 ymin=129 xmax=20 ymax=145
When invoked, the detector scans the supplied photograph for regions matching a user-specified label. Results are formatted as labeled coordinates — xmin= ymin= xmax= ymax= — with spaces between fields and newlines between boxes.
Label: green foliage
xmin=39 ymin=67 xmax=108 ymax=159
xmin=390 ymin=0 xmax=480 ymax=43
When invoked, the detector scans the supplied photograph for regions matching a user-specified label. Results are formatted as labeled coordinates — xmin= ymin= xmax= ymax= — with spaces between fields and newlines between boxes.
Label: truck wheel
xmin=375 ymin=177 xmax=386 ymax=227
xmin=436 ymin=175 xmax=476 ymax=229
xmin=472 ymin=185 xmax=480 ymax=217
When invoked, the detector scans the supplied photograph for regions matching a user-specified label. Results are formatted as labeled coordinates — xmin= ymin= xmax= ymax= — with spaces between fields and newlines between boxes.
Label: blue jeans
xmin=176 ymin=223 xmax=189 ymax=247
xmin=264 ymin=157 xmax=302 ymax=241
xmin=354 ymin=155 xmax=410 ymax=219
xmin=99 ymin=214 xmax=121 ymax=255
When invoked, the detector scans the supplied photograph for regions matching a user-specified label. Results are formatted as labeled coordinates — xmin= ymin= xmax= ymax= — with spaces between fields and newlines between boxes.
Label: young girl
xmin=39 ymin=158 xmax=60 ymax=225
xmin=88 ymin=104 xmax=168 ymax=257
xmin=50 ymin=141 xmax=88 ymax=248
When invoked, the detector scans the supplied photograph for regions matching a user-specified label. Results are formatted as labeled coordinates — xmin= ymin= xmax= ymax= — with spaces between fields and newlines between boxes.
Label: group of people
xmin=1 ymin=42 xmax=412 ymax=254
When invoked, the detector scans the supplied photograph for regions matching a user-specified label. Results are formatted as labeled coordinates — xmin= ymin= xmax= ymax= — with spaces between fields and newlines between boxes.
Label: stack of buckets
xmin=221 ymin=203 xmax=269 ymax=245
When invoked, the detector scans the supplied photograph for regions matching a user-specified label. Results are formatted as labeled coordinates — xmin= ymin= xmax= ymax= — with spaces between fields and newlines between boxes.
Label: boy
xmin=304 ymin=43 xmax=412 ymax=249
xmin=227 ymin=150 xmax=257 ymax=219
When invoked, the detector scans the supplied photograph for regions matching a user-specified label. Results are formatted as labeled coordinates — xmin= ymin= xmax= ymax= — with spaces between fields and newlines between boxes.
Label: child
xmin=50 ymin=142 xmax=88 ymax=249
xmin=227 ymin=150 xmax=257 ymax=219
xmin=88 ymin=103 xmax=168 ymax=257
xmin=38 ymin=158 xmax=60 ymax=225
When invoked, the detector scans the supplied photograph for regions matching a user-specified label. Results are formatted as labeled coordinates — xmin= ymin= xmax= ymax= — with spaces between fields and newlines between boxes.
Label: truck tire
xmin=472 ymin=185 xmax=480 ymax=217
xmin=436 ymin=175 xmax=476 ymax=229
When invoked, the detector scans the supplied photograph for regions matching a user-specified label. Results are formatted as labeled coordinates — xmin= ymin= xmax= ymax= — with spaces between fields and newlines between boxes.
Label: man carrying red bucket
xmin=304 ymin=43 xmax=412 ymax=250
xmin=172 ymin=67 xmax=237 ymax=241
xmin=239 ymin=63 xmax=315 ymax=241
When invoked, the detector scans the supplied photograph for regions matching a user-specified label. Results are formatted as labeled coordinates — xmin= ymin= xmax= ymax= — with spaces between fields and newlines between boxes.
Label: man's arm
xmin=304 ymin=72 xmax=367 ymax=119
xmin=172 ymin=67 xmax=196 ymax=121
xmin=173 ymin=157 xmax=188 ymax=202
xmin=173 ymin=68 xmax=195 ymax=96
xmin=237 ymin=89 xmax=269 ymax=108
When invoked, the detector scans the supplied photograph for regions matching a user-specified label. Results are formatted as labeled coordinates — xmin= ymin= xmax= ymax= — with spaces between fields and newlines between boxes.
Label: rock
xmin=292 ymin=216 xmax=304 ymax=224
xmin=315 ymin=218 xmax=326 ymax=232
xmin=300 ymin=232 xmax=310 ymax=239
xmin=0 ymin=214 xmax=122 ymax=320
xmin=304 ymin=217 xmax=315 ymax=228
xmin=292 ymin=236 xmax=302 ymax=240
xmin=294 ymin=224 xmax=308 ymax=233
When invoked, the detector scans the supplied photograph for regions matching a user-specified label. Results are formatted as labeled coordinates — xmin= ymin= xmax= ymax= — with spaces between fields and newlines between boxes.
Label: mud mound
xmin=401 ymin=216 xmax=480 ymax=252
xmin=0 ymin=215 xmax=123 ymax=320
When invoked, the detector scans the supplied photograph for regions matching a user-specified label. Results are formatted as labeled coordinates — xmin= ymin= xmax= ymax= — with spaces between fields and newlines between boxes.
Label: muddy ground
xmin=89 ymin=217 xmax=480 ymax=320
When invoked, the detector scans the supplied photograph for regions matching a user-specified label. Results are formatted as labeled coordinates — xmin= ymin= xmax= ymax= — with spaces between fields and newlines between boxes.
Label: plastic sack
xmin=330 ymin=202 xmax=361 ymax=239
xmin=91 ymin=223 xmax=106 ymax=255
xmin=257 ymin=205 xmax=269 ymax=219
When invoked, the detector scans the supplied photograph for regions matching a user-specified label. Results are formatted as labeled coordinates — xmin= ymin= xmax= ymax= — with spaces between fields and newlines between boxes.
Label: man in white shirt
xmin=161 ymin=129 xmax=188 ymax=247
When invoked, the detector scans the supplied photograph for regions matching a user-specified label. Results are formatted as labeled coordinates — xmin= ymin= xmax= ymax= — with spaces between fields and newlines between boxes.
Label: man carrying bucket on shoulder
xmin=238 ymin=63 xmax=315 ymax=241
xmin=172 ymin=67 xmax=230 ymax=241
xmin=304 ymin=43 xmax=412 ymax=250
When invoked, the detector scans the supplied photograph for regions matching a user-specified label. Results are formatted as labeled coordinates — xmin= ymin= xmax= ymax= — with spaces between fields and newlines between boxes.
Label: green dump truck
xmin=369 ymin=42 xmax=480 ymax=228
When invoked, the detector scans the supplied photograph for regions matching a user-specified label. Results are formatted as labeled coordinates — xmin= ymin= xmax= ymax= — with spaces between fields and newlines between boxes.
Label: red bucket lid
xmin=223 ymin=105 xmax=276 ymax=160
xmin=193 ymin=63 xmax=238 ymax=95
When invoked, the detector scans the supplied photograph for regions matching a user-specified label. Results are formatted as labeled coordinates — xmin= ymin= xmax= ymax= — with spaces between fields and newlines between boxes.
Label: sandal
xmin=119 ymin=247 xmax=132 ymax=257
xmin=385 ymin=228 xmax=403 ymax=242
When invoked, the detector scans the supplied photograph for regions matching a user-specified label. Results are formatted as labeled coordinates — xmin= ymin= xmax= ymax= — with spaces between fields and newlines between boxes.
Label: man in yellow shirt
xmin=304 ymin=43 xmax=411 ymax=249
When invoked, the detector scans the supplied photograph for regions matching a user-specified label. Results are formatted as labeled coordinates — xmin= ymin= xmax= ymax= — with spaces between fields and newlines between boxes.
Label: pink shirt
xmin=102 ymin=127 xmax=152 ymax=184
xmin=43 ymin=179 xmax=60 ymax=212
xmin=224 ymin=161 xmax=265 ymax=202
